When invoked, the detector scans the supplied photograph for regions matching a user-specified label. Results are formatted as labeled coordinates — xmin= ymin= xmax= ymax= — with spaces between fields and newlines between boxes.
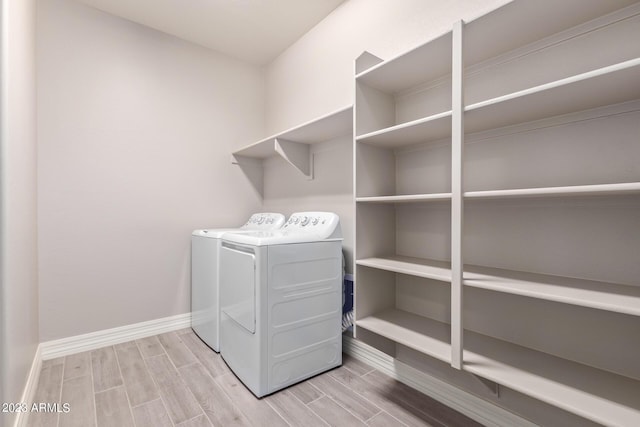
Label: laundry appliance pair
xmin=191 ymin=213 xmax=285 ymax=352
xmin=191 ymin=211 xmax=343 ymax=397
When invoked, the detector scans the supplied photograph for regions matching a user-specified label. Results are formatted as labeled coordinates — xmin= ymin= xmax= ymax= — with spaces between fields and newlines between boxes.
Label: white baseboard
xmin=13 ymin=344 xmax=42 ymax=427
xmin=40 ymin=313 xmax=192 ymax=360
xmin=342 ymin=335 xmax=536 ymax=427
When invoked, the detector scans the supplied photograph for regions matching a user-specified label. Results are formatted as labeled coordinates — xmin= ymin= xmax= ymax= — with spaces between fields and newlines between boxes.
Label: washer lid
xmin=223 ymin=212 xmax=342 ymax=246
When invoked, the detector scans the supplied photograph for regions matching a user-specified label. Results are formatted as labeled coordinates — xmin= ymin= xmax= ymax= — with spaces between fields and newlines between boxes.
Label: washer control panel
xmin=242 ymin=213 xmax=285 ymax=229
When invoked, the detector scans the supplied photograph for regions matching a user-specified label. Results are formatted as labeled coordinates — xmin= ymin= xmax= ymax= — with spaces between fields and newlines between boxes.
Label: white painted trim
xmin=450 ymin=19 xmax=464 ymax=370
xmin=40 ymin=313 xmax=191 ymax=360
xmin=342 ymin=335 xmax=536 ymax=427
xmin=13 ymin=345 xmax=42 ymax=427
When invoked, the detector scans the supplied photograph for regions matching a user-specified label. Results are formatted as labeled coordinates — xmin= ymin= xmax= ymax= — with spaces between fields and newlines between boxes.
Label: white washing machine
xmin=219 ymin=212 xmax=343 ymax=397
xmin=191 ymin=213 xmax=285 ymax=352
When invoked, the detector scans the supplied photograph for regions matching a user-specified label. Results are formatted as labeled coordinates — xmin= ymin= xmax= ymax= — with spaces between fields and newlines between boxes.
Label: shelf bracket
xmin=472 ymin=375 xmax=500 ymax=397
xmin=274 ymin=138 xmax=313 ymax=180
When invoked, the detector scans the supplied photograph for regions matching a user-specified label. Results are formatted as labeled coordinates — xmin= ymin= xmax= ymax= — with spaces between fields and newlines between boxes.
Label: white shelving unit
xmin=232 ymin=105 xmax=352 ymax=194
xmin=354 ymin=0 xmax=640 ymax=424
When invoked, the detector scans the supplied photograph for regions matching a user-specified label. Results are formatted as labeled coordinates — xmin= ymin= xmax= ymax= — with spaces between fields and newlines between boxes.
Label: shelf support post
xmin=451 ymin=19 xmax=465 ymax=370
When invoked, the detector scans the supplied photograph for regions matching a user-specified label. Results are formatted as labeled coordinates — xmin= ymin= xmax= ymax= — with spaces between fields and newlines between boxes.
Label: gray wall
xmin=0 ymin=0 xmax=39 ymax=425
xmin=37 ymin=0 xmax=265 ymax=341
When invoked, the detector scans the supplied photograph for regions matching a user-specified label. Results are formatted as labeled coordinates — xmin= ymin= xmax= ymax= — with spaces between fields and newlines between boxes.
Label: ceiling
xmin=76 ymin=0 xmax=346 ymax=65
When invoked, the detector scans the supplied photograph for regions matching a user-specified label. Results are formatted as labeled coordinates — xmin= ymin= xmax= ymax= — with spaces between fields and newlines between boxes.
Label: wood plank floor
xmin=27 ymin=329 xmax=482 ymax=427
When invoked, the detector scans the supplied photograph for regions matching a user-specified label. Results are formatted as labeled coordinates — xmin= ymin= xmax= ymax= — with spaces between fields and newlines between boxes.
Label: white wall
xmin=37 ymin=0 xmax=264 ymax=341
xmin=0 ymin=0 xmax=39 ymax=424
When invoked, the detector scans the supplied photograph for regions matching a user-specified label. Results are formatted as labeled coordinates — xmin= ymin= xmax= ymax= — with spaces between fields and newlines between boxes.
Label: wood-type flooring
xmin=27 ymin=329 xmax=481 ymax=427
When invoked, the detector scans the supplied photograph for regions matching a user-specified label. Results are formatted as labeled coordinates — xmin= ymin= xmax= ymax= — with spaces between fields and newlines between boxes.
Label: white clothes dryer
xmin=219 ymin=212 xmax=343 ymax=397
xmin=191 ymin=213 xmax=285 ymax=352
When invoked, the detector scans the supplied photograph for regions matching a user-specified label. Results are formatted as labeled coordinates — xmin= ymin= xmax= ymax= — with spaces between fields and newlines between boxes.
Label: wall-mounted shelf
xmin=464 ymin=265 xmax=640 ymax=318
xmin=358 ymin=255 xmax=640 ymax=317
xmin=357 ymin=309 xmax=451 ymax=363
xmin=465 ymin=58 xmax=640 ymax=134
xmin=465 ymin=182 xmax=640 ymax=200
xmin=357 ymin=256 xmax=452 ymax=282
xmin=357 ymin=308 xmax=640 ymax=426
xmin=356 ymin=111 xmax=451 ymax=148
xmin=356 ymin=193 xmax=452 ymax=204
xmin=463 ymin=327 xmax=640 ymax=427
xmin=232 ymin=105 xmax=352 ymax=194
xmin=356 ymin=31 xmax=452 ymax=94
xmin=463 ymin=0 xmax=639 ymax=70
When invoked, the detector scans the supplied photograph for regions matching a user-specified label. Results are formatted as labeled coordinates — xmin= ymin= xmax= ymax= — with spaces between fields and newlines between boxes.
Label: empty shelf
xmin=359 ymin=257 xmax=640 ymax=316
xmin=357 ymin=256 xmax=452 ymax=282
xmin=356 ymin=111 xmax=451 ymax=148
xmin=356 ymin=193 xmax=452 ymax=204
xmin=356 ymin=309 xmax=451 ymax=363
xmin=356 ymin=31 xmax=452 ymax=94
xmin=233 ymin=105 xmax=352 ymax=158
xmin=464 ymin=266 xmax=640 ymax=317
xmin=465 ymin=182 xmax=640 ymax=200
xmin=357 ymin=309 xmax=640 ymax=426
xmin=465 ymin=58 xmax=640 ymax=133
xmin=464 ymin=333 xmax=640 ymax=426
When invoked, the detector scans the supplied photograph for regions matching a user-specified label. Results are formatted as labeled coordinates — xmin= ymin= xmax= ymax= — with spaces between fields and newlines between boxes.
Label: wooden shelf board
xmin=356 ymin=309 xmax=451 ymax=363
xmin=356 ymin=193 xmax=452 ymax=204
xmin=358 ymin=309 xmax=640 ymax=425
xmin=465 ymin=182 xmax=640 ymax=200
xmin=357 ymin=256 xmax=452 ymax=283
xmin=233 ymin=105 xmax=352 ymax=158
xmin=356 ymin=31 xmax=452 ymax=94
xmin=465 ymin=58 xmax=640 ymax=133
xmin=356 ymin=111 xmax=452 ymax=148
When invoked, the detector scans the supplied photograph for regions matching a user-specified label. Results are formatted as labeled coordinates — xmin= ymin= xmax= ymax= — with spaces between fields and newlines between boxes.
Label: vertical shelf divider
xmin=450 ymin=20 xmax=465 ymax=370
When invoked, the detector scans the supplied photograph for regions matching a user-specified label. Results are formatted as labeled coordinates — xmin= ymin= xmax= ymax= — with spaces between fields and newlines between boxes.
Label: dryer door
xmin=220 ymin=243 xmax=256 ymax=334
